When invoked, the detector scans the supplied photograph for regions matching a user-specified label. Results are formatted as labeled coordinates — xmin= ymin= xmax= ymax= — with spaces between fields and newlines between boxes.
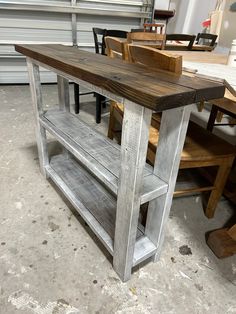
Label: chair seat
xmin=149 ymin=120 xmax=236 ymax=164
xmin=115 ymin=103 xmax=235 ymax=162
xmin=209 ymin=97 xmax=236 ymax=115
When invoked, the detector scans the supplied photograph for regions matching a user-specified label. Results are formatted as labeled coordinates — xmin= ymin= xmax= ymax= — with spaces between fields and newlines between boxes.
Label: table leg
xmin=57 ymin=75 xmax=70 ymax=112
xmin=145 ymin=106 xmax=192 ymax=261
xmin=27 ymin=58 xmax=49 ymax=178
xmin=113 ymin=100 xmax=152 ymax=282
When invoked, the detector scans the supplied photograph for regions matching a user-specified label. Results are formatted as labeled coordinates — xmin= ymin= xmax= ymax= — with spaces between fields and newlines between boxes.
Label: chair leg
xmin=102 ymin=96 xmax=106 ymax=108
xmin=216 ymin=111 xmax=224 ymax=122
xmin=107 ymin=101 xmax=116 ymax=139
xmin=197 ymin=101 xmax=205 ymax=112
xmin=205 ymin=158 xmax=235 ymax=218
xmin=74 ymin=83 xmax=80 ymax=114
xmin=207 ymin=105 xmax=218 ymax=131
xmin=95 ymin=93 xmax=101 ymax=124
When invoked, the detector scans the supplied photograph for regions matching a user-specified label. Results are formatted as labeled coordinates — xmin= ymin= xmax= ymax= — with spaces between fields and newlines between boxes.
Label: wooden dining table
xmin=15 ymin=44 xmax=225 ymax=281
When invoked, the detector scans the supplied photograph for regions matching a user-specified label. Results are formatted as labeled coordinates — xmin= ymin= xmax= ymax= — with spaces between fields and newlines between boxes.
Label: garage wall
xmin=0 ymin=0 xmax=152 ymax=83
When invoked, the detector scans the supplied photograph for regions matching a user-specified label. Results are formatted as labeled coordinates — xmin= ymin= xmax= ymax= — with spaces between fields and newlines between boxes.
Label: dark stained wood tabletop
xmin=15 ymin=44 xmax=225 ymax=112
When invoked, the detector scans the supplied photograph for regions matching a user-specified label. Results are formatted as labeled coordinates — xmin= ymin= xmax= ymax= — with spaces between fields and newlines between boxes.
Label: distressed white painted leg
xmin=57 ymin=75 xmax=70 ymax=157
xmin=145 ymin=106 xmax=192 ymax=262
xmin=113 ymin=100 xmax=152 ymax=282
xmin=57 ymin=75 xmax=70 ymax=112
xmin=27 ymin=58 xmax=49 ymax=177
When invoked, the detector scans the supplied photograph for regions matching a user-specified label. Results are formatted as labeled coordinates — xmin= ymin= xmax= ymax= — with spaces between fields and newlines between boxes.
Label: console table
xmin=15 ymin=44 xmax=225 ymax=281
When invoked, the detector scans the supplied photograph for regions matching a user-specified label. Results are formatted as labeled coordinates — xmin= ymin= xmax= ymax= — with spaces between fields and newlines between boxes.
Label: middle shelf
xmin=40 ymin=109 xmax=168 ymax=204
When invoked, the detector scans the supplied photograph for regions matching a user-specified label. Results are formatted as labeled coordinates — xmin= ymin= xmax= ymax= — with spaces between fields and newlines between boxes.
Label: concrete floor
xmin=0 ymin=84 xmax=235 ymax=314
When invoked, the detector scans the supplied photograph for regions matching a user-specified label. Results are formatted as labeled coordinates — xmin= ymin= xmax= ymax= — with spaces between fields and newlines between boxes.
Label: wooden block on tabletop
xmin=207 ymin=228 xmax=236 ymax=258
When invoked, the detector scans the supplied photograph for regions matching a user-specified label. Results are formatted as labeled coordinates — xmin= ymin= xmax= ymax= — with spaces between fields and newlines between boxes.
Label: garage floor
xmin=0 ymin=84 xmax=235 ymax=314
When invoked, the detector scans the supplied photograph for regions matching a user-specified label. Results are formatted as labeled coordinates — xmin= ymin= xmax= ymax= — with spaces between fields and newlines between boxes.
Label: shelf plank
xmin=41 ymin=110 xmax=168 ymax=204
xmin=46 ymin=154 xmax=157 ymax=265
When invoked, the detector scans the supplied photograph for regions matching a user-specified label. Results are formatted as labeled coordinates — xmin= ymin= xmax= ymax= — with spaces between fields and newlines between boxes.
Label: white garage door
xmin=0 ymin=0 xmax=153 ymax=83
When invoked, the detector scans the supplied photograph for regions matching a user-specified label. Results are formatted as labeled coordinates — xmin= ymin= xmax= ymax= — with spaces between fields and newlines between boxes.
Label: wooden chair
xmin=93 ymin=27 xmax=107 ymax=55
xmin=75 ymin=29 xmax=127 ymax=123
xmin=194 ymin=33 xmax=218 ymax=51
xmin=127 ymin=32 xmax=166 ymax=50
xmin=143 ymin=23 xmax=165 ymax=34
xmin=165 ymin=34 xmax=196 ymax=51
xmin=107 ymin=44 xmax=236 ymax=218
xmin=74 ymin=28 xmax=106 ymax=122
xmin=105 ymin=36 xmax=129 ymax=61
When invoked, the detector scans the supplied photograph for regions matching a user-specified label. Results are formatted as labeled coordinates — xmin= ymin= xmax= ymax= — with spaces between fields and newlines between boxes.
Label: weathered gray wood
xmin=133 ymin=236 xmax=156 ymax=266
xmin=27 ymin=58 xmax=49 ymax=177
xmin=47 ymin=155 xmax=114 ymax=254
xmin=40 ymin=110 xmax=168 ymax=204
xmin=145 ymin=106 xmax=192 ymax=261
xmin=113 ymin=100 xmax=152 ymax=282
xmin=47 ymin=154 xmax=156 ymax=263
xmin=57 ymin=75 xmax=70 ymax=112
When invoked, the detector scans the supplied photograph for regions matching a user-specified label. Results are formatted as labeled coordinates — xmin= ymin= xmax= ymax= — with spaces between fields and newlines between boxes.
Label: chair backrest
xmin=92 ymin=27 xmax=106 ymax=55
xmin=105 ymin=29 xmax=128 ymax=39
xmin=131 ymin=28 xmax=145 ymax=33
xmin=196 ymin=33 xmax=218 ymax=47
xmin=143 ymin=23 xmax=165 ymax=34
xmin=128 ymin=44 xmax=182 ymax=74
xmin=105 ymin=37 xmax=129 ymax=61
xmin=166 ymin=34 xmax=196 ymax=50
xmin=127 ymin=32 xmax=166 ymax=50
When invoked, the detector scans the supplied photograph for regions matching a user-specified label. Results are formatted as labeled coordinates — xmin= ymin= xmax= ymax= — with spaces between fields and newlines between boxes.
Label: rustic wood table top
xmin=15 ymin=44 xmax=225 ymax=112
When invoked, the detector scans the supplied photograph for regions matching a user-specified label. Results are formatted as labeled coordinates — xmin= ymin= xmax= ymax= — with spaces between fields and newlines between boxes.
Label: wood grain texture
xmin=207 ymin=228 xmax=236 ymax=258
xmin=113 ymin=100 xmax=153 ymax=281
xmin=145 ymin=106 xmax=192 ymax=261
xmin=47 ymin=154 xmax=157 ymax=264
xmin=15 ymin=44 xmax=225 ymax=111
xmin=128 ymin=45 xmax=182 ymax=75
xmin=165 ymin=51 xmax=228 ymax=65
xmin=41 ymin=109 xmax=168 ymax=204
xmin=27 ymin=58 xmax=49 ymax=178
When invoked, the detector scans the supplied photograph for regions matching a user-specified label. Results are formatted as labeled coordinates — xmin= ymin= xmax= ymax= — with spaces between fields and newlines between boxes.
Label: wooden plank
xmin=27 ymin=58 xmax=49 ymax=177
xmin=47 ymin=155 xmax=114 ymax=254
xmin=207 ymin=228 xmax=236 ymax=258
xmin=57 ymin=75 xmax=70 ymax=112
xmin=47 ymin=154 xmax=156 ymax=264
xmin=15 ymin=44 xmax=225 ymax=111
xmin=145 ymin=106 xmax=192 ymax=262
xmin=40 ymin=110 xmax=168 ymax=204
xmin=113 ymin=100 xmax=152 ymax=282
xmin=133 ymin=236 xmax=156 ymax=266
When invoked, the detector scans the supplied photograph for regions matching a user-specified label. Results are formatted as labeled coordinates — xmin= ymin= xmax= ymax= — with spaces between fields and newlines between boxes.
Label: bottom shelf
xmin=46 ymin=154 xmax=157 ymax=266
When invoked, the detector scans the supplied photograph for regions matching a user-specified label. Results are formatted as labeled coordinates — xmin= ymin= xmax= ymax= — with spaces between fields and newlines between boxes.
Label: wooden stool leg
xmin=205 ymin=158 xmax=234 ymax=218
xmin=107 ymin=101 xmax=115 ymax=140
